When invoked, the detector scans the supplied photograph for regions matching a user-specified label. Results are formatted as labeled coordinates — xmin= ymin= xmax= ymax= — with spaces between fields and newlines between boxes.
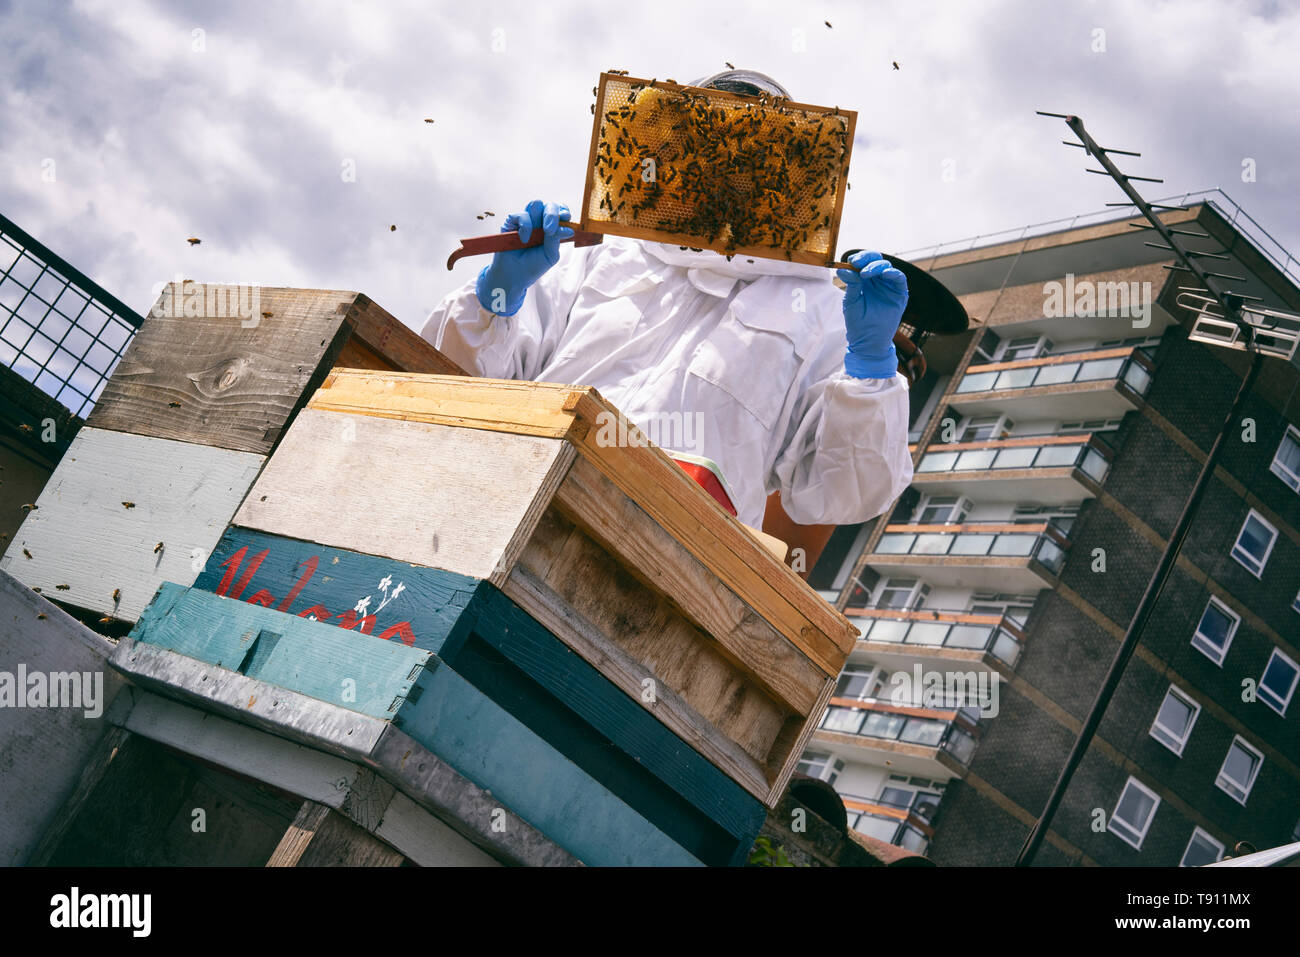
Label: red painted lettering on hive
xmin=216 ymin=543 xmax=417 ymax=644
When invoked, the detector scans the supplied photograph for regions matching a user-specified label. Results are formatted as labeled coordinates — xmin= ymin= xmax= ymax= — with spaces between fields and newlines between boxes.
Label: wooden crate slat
xmin=120 ymin=587 xmax=704 ymax=866
xmin=231 ymin=407 xmax=575 ymax=582
xmin=469 ymin=585 xmax=766 ymax=845
xmin=504 ymin=561 xmax=770 ymax=804
xmin=0 ymin=426 xmax=265 ymax=622
xmin=555 ymin=454 xmax=836 ymax=697
xmin=512 ymin=507 xmax=786 ymax=767
xmin=86 ymin=287 xmax=360 ymax=454
xmin=85 ymin=287 xmax=465 ymax=456
xmin=130 ymin=582 xmax=431 ymax=719
xmin=192 ymin=525 xmax=483 ymax=654
xmin=305 ymin=369 xmax=857 ymax=657
xmin=340 ymin=294 xmax=467 ymax=376
xmin=185 ymin=529 xmax=766 ymax=854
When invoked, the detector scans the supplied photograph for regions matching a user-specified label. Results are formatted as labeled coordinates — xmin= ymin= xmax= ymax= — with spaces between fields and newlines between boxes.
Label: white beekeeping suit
xmin=421 ymin=235 xmax=913 ymax=530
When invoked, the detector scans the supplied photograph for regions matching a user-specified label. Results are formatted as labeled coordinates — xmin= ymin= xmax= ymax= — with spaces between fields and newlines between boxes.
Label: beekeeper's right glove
xmin=475 ymin=199 xmax=574 ymax=316
xmin=838 ymin=250 xmax=908 ymax=379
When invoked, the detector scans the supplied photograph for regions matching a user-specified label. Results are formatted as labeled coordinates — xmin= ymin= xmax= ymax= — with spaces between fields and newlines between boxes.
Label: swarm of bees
xmin=589 ymin=76 xmax=851 ymax=261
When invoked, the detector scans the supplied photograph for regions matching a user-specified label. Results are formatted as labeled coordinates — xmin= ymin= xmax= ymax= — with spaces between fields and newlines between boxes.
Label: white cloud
xmin=1 ymin=0 xmax=1296 ymax=328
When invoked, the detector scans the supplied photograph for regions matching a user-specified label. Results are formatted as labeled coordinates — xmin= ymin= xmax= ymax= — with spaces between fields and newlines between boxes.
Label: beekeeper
xmin=421 ymin=71 xmax=913 ymax=531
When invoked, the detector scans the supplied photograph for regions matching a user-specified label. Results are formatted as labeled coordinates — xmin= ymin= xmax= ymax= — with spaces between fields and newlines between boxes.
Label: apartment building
xmin=802 ymin=190 xmax=1300 ymax=865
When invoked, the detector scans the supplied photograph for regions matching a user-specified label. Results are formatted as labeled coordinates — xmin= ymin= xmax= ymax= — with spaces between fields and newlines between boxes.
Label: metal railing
xmin=0 ymin=211 xmax=144 ymax=418
xmin=850 ymin=608 xmax=1024 ymax=667
xmin=819 ymin=698 xmax=981 ymax=766
xmin=874 ymin=521 xmax=1070 ymax=576
xmin=840 ymin=793 xmax=938 ymax=853
xmin=954 ymin=348 xmax=1153 ymax=398
xmin=917 ymin=434 xmax=1111 ymax=484
xmin=898 ymin=188 xmax=1300 ymax=292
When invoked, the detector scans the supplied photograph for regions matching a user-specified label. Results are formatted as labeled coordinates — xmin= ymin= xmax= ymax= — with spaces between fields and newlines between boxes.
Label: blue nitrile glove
xmin=475 ymin=199 xmax=574 ymax=316
xmin=838 ymin=250 xmax=909 ymax=379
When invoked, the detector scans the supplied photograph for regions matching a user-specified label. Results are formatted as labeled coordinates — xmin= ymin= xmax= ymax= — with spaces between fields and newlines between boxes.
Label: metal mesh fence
xmin=0 ymin=212 xmax=143 ymax=419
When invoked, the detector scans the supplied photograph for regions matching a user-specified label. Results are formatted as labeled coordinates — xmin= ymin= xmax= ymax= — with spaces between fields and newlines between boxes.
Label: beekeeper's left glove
xmin=838 ymin=250 xmax=908 ymax=379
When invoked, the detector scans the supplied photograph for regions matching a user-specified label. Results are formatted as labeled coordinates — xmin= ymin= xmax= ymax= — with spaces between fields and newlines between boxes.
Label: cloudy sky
xmin=2 ymin=0 xmax=1297 ymax=328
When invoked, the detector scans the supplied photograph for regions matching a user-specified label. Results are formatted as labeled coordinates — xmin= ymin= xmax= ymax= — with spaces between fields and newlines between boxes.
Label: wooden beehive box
xmin=229 ymin=368 xmax=857 ymax=807
xmin=1 ymin=285 xmax=463 ymax=624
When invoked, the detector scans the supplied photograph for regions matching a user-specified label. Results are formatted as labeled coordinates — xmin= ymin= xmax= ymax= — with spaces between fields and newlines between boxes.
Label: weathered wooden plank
xmin=268 ymin=800 xmax=405 ymax=867
xmin=303 ymin=370 xmax=857 ymax=659
xmin=0 ymin=427 xmax=265 ymax=622
xmin=192 ymin=525 xmax=483 ymax=654
xmin=86 ymin=286 xmax=360 ymax=454
xmin=187 ymin=530 xmax=761 ymax=856
xmin=555 ymin=454 xmax=835 ymax=695
xmin=232 ymin=408 xmax=571 ymax=581
xmin=24 ymin=727 xmax=132 ymax=867
xmin=0 ymin=567 xmax=131 ymax=865
xmin=517 ymin=510 xmax=786 ymax=763
xmin=398 ymin=664 xmax=703 ymax=866
xmin=129 ymin=583 xmax=433 ymax=719
xmin=503 ymin=562 xmax=773 ymax=805
xmin=567 ymin=389 xmax=858 ymax=657
xmin=468 ymin=586 xmax=767 ymax=848
xmin=374 ymin=792 xmax=500 ymax=867
xmin=118 ymin=687 xmax=563 ymax=865
xmin=341 ymin=295 xmax=468 ymax=377
xmin=113 ymin=627 xmax=699 ymax=865
xmin=764 ymin=676 xmax=837 ymax=806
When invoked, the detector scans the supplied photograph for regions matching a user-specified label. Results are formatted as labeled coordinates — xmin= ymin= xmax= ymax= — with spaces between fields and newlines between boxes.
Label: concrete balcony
xmin=948 ymin=347 xmax=1154 ymax=420
xmin=841 ymin=794 xmax=935 ymax=855
xmin=913 ymin=433 xmax=1112 ymax=506
xmin=866 ymin=521 xmax=1070 ymax=591
xmin=811 ymin=697 xmax=981 ymax=779
xmin=846 ymin=608 xmax=1025 ymax=673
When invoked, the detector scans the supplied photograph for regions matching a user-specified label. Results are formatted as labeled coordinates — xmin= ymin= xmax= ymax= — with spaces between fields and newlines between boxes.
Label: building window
xmin=999 ymin=335 xmax=1052 ymax=361
xmin=1215 ymin=737 xmax=1263 ymax=805
xmin=795 ymin=751 xmax=845 ymax=786
xmin=1258 ymin=649 xmax=1299 ymax=716
xmin=875 ymin=577 xmax=929 ymax=610
xmin=959 ymin=414 xmax=1014 ymax=442
xmin=1192 ymin=597 xmax=1239 ymax=666
xmin=1230 ymin=510 xmax=1278 ymax=578
xmin=1269 ymin=426 xmax=1300 ymax=492
xmin=1059 ymin=417 xmax=1123 ymax=434
xmin=1180 ymin=828 xmax=1225 ymax=867
xmin=915 ymin=494 xmax=970 ymax=525
xmin=1149 ymin=685 xmax=1201 ymax=755
xmin=835 ymin=664 xmax=884 ymax=701
xmin=1012 ymin=503 xmax=1080 ymax=532
xmin=1109 ymin=776 xmax=1161 ymax=850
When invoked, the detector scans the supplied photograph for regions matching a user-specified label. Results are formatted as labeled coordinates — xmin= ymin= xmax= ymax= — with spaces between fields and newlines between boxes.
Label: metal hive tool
xmin=582 ymin=73 xmax=857 ymax=266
